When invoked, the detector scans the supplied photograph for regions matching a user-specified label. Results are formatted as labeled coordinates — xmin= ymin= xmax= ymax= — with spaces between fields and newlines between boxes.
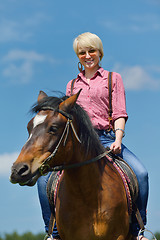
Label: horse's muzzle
xmin=10 ymin=162 xmax=40 ymax=186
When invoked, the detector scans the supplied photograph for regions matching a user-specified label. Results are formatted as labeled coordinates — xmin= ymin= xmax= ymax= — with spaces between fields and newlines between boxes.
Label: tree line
xmin=0 ymin=232 xmax=45 ymax=240
xmin=155 ymin=232 xmax=160 ymax=240
xmin=0 ymin=231 xmax=159 ymax=240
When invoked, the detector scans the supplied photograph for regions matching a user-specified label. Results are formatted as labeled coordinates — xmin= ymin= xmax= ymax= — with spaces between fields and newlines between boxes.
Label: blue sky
xmin=0 ymin=0 xmax=160 ymax=237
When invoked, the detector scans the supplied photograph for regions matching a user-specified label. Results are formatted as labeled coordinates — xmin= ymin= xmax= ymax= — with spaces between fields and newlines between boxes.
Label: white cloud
xmin=130 ymin=14 xmax=160 ymax=32
xmin=24 ymin=12 xmax=51 ymax=27
xmin=114 ymin=64 xmax=160 ymax=90
xmin=3 ymin=61 xmax=33 ymax=84
xmin=0 ymin=152 xmax=19 ymax=176
xmin=148 ymin=65 xmax=160 ymax=73
xmin=3 ymin=49 xmax=46 ymax=62
xmin=2 ymin=49 xmax=55 ymax=84
xmin=101 ymin=13 xmax=160 ymax=33
xmin=0 ymin=19 xmax=32 ymax=42
xmin=0 ymin=12 xmax=51 ymax=43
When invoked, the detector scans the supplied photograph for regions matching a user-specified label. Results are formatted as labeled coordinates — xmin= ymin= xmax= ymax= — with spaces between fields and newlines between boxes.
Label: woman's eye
xmin=79 ymin=51 xmax=85 ymax=55
xmin=89 ymin=49 xmax=96 ymax=53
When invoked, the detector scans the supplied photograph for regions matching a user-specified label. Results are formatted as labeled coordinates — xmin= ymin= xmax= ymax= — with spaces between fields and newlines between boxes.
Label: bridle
xmin=39 ymin=107 xmax=111 ymax=175
xmin=38 ymin=107 xmax=81 ymax=175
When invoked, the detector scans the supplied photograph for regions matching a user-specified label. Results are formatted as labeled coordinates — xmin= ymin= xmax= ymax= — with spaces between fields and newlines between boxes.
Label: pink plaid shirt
xmin=66 ymin=67 xmax=128 ymax=130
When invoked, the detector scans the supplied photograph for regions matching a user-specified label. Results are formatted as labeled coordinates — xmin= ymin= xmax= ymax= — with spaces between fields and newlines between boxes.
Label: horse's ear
xmin=38 ymin=91 xmax=48 ymax=103
xmin=59 ymin=89 xmax=82 ymax=113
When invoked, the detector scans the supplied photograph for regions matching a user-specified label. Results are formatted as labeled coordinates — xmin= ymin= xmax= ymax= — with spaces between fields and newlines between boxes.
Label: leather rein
xmin=39 ymin=107 xmax=111 ymax=175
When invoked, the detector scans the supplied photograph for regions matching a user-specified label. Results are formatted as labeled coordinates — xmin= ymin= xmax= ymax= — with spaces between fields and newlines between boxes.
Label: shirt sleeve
xmin=112 ymin=72 xmax=128 ymax=122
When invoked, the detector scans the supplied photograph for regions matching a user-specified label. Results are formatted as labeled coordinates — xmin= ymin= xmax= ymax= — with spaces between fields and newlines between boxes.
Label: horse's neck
xmin=63 ymin=154 xmax=103 ymax=201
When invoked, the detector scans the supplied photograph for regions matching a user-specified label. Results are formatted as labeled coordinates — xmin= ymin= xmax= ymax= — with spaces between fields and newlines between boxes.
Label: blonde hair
xmin=73 ymin=32 xmax=104 ymax=61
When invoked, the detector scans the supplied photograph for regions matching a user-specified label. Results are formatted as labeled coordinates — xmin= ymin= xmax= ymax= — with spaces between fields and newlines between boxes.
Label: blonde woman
xmin=38 ymin=32 xmax=149 ymax=240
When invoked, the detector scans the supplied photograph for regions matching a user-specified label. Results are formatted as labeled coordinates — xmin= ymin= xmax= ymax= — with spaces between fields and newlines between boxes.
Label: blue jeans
xmin=97 ymin=130 xmax=149 ymax=236
xmin=37 ymin=130 xmax=149 ymax=237
xmin=37 ymin=173 xmax=59 ymax=238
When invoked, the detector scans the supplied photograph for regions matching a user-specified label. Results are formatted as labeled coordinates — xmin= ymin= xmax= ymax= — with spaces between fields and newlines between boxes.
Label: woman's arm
xmin=110 ymin=117 xmax=125 ymax=154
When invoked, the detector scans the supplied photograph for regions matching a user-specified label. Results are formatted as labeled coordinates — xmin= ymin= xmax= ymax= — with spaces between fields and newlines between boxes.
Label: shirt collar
xmin=77 ymin=67 xmax=107 ymax=82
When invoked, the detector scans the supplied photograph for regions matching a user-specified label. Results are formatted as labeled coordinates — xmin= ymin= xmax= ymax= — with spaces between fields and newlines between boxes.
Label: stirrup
xmin=44 ymin=234 xmax=53 ymax=240
xmin=138 ymin=228 xmax=157 ymax=240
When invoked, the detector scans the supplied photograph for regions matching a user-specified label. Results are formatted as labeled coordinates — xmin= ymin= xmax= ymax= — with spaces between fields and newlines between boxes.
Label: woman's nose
xmin=85 ymin=51 xmax=91 ymax=58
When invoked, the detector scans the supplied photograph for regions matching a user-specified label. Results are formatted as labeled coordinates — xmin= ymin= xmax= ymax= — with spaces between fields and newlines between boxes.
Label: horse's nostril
xmin=17 ymin=164 xmax=30 ymax=177
xmin=10 ymin=162 xmax=31 ymax=183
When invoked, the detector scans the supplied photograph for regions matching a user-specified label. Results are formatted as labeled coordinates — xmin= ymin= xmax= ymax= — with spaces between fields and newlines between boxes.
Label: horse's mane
xmin=32 ymin=94 xmax=105 ymax=157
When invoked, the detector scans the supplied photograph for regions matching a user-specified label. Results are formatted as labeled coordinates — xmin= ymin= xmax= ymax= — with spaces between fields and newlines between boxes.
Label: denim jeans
xmin=37 ymin=130 xmax=149 ymax=237
xmin=37 ymin=173 xmax=59 ymax=238
xmin=97 ymin=129 xmax=149 ymax=236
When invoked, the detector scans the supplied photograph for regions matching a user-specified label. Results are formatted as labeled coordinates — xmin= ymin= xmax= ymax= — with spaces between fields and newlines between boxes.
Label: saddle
xmin=105 ymin=147 xmax=139 ymax=215
xmin=47 ymin=171 xmax=61 ymax=211
xmin=46 ymin=151 xmax=145 ymax=235
xmin=47 ymin=150 xmax=139 ymax=215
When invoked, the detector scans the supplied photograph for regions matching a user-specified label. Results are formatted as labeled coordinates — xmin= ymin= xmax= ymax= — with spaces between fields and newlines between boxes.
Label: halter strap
xmin=58 ymin=109 xmax=73 ymax=120
xmin=38 ymin=107 xmax=81 ymax=175
xmin=40 ymin=106 xmax=73 ymax=120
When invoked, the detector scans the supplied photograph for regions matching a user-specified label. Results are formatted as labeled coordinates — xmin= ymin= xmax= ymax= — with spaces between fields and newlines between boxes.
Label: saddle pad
xmin=106 ymin=150 xmax=139 ymax=215
xmin=114 ymin=157 xmax=139 ymax=202
xmin=47 ymin=171 xmax=61 ymax=210
xmin=46 ymin=152 xmax=139 ymax=215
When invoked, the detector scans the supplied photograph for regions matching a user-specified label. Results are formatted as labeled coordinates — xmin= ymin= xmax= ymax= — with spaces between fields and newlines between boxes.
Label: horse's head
xmin=10 ymin=90 xmax=81 ymax=186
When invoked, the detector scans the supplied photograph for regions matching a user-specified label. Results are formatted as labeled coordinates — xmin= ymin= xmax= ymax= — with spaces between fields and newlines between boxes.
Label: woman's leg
xmin=120 ymin=144 xmax=149 ymax=236
xmin=97 ymin=130 xmax=149 ymax=236
xmin=37 ymin=173 xmax=52 ymax=233
xmin=37 ymin=173 xmax=60 ymax=239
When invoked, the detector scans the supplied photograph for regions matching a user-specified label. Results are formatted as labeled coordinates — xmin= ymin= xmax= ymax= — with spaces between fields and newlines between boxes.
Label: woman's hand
xmin=111 ymin=117 xmax=125 ymax=154
xmin=110 ymin=140 xmax=122 ymax=154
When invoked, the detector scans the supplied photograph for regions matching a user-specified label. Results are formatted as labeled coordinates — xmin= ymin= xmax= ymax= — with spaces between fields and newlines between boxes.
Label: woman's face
xmin=78 ymin=46 xmax=101 ymax=71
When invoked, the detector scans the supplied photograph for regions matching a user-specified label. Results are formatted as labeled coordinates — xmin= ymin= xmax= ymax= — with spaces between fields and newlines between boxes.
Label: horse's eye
xmin=49 ymin=126 xmax=58 ymax=134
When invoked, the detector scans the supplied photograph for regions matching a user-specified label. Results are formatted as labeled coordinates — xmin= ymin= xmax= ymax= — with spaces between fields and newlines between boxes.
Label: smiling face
xmin=78 ymin=46 xmax=101 ymax=72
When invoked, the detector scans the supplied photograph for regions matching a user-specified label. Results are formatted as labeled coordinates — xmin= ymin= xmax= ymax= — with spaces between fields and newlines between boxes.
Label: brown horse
xmin=10 ymin=90 xmax=131 ymax=240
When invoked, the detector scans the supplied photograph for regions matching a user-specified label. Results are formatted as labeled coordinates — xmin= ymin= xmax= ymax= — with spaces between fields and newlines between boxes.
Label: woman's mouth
xmin=85 ymin=60 xmax=94 ymax=64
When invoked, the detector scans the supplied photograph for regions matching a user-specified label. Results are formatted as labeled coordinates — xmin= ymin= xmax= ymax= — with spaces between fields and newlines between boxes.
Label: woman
xmin=38 ymin=32 xmax=149 ymax=240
